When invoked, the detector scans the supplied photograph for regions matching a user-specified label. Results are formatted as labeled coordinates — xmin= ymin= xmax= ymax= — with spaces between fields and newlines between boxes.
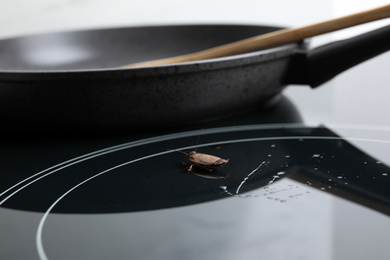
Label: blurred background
xmin=1 ymin=0 xmax=389 ymax=40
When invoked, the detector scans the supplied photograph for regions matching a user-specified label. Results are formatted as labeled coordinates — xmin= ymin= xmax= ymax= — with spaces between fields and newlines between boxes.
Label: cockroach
xmin=174 ymin=131 xmax=229 ymax=173
xmin=178 ymin=150 xmax=229 ymax=172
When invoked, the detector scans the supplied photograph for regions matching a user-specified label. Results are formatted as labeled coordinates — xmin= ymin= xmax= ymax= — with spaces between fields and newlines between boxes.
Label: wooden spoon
xmin=121 ymin=4 xmax=390 ymax=68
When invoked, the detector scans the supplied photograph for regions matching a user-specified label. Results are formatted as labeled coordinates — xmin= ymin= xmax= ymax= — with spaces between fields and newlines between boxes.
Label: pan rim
xmin=0 ymin=24 xmax=302 ymax=79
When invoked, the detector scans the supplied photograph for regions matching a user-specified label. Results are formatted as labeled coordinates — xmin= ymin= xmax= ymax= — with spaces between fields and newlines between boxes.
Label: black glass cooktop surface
xmin=2 ymin=49 xmax=390 ymax=260
xmin=2 ymin=94 xmax=390 ymax=259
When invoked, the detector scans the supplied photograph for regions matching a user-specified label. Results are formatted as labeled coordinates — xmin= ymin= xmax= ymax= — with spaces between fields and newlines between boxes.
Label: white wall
xmin=0 ymin=0 xmax=348 ymax=38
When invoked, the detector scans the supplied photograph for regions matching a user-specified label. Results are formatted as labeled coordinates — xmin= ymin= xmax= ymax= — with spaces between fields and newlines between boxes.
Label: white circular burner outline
xmin=34 ymin=134 xmax=390 ymax=260
xmin=1 ymin=123 xmax=390 ymax=259
xmin=3 ymin=122 xmax=390 ymax=206
xmin=0 ymin=123 xmax=310 ymax=205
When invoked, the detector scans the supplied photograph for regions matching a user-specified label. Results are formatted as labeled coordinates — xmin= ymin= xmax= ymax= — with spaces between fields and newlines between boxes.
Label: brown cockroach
xmin=178 ymin=150 xmax=229 ymax=172
xmin=174 ymin=131 xmax=229 ymax=173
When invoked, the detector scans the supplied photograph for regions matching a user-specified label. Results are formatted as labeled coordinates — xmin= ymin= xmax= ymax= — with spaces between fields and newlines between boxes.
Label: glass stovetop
xmin=1 ymin=47 xmax=390 ymax=259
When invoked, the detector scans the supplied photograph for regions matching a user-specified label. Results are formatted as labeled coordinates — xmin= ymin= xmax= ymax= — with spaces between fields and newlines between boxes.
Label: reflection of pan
xmin=0 ymin=24 xmax=390 ymax=131
xmin=2 ymin=124 xmax=390 ymax=215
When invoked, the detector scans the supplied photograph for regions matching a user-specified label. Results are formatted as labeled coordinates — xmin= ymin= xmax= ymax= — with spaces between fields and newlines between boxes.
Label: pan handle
xmin=285 ymin=24 xmax=390 ymax=88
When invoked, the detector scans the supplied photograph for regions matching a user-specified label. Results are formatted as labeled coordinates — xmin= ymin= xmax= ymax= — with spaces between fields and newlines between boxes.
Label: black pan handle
xmin=285 ymin=24 xmax=390 ymax=88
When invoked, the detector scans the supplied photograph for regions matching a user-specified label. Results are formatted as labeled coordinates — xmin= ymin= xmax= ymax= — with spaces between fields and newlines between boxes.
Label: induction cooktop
xmin=1 ymin=92 xmax=390 ymax=259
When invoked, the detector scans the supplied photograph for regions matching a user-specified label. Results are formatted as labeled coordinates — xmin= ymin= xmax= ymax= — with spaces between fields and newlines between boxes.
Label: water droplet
xmin=312 ymin=154 xmax=321 ymax=158
xmin=268 ymin=154 xmax=272 ymax=157
xmin=383 ymin=173 xmax=388 ymax=176
xmin=277 ymin=171 xmax=285 ymax=175
xmin=270 ymin=144 xmax=276 ymax=148
xmin=337 ymin=176 xmax=343 ymax=179
xmin=320 ymin=187 xmax=325 ymax=190
xmin=280 ymin=200 xmax=287 ymax=203
xmin=377 ymin=161 xmax=382 ymax=164
xmin=285 ymin=155 xmax=291 ymax=158
xmin=220 ymin=186 xmax=235 ymax=196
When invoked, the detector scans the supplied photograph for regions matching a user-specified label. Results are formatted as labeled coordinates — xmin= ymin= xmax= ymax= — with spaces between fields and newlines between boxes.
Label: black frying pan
xmin=0 ymin=24 xmax=389 ymax=132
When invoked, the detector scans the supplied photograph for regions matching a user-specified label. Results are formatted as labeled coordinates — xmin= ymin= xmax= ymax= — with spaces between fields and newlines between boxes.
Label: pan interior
xmin=0 ymin=25 xmax=282 ymax=71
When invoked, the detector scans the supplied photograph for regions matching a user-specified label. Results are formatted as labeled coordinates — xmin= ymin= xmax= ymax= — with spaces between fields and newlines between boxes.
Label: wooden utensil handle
xmin=121 ymin=4 xmax=390 ymax=68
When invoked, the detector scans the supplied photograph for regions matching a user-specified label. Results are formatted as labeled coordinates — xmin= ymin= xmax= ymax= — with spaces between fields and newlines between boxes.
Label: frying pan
xmin=0 ymin=24 xmax=390 ymax=132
